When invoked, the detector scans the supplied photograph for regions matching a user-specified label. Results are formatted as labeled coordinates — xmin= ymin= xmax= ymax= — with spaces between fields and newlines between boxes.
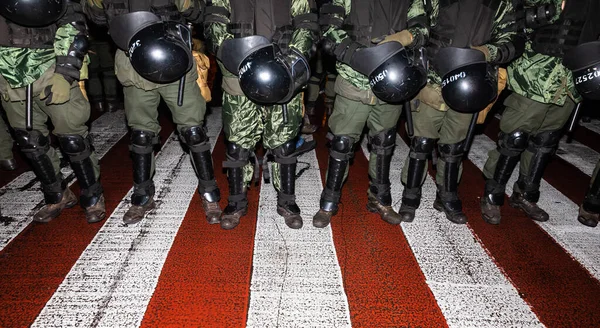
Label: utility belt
xmin=414 ymin=83 xmax=448 ymax=112
xmin=334 ymin=76 xmax=381 ymax=105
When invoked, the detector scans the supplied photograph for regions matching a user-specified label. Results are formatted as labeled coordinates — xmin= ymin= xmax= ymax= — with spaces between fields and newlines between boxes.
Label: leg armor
xmin=129 ymin=130 xmax=157 ymax=206
xmin=368 ymin=129 xmax=396 ymax=206
xmin=180 ymin=126 xmax=220 ymax=202
xmin=14 ymin=129 xmax=65 ymax=204
xmin=485 ymin=130 xmax=529 ymax=205
xmin=517 ymin=130 xmax=562 ymax=202
xmin=403 ymin=136 xmax=436 ymax=209
xmin=320 ymin=135 xmax=354 ymax=212
xmin=223 ymin=142 xmax=251 ymax=211
xmin=58 ymin=134 xmax=103 ymax=208
xmin=437 ymin=141 xmax=465 ymax=220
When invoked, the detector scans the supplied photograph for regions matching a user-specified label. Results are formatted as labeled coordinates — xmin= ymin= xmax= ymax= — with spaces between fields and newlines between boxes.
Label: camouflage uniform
xmin=0 ymin=2 xmax=106 ymax=223
xmin=303 ymin=47 xmax=337 ymax=133
xmin=205 ymin=0 xmax=317 ymax=229
xmin=84 ymin=0 xmax=222 ymax=225
xmin=481 ymin=0 xmax=595 ymax=224
xmin=399 ymin=0 xmax=520 ymax=224
xmin=312 ymin=0 xmax=428 ymax=228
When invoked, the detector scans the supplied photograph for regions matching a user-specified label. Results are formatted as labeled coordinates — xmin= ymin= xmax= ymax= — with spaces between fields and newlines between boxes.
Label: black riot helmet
xmin=109 ymin=12 xmax=193 ymax=84
xmin=435 ymin=47 xmax=497 ymax=113
xmin=218 ymin=36 xmax=310 ymax=104
xmin=563 ymin=41 xmax=600 ymax=100
xmin=0 ymin=0 xmax=67 ymax=27
xmin=350 ymin=42 xmax=427 ymax=104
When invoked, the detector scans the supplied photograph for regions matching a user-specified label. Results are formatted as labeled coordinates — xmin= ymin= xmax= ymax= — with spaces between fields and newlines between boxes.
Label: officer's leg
xmin=0 ymin=113 xmax=17 ymax=170
xmin=313 ymin=94 xmax=369 ymax=228
xmin=511 ymin=98 xmax=574 ymax=222
xmin=99 ymin=42 xmax=120 ymax=111
xmin=264 ymin=95 xmax=305 ymax=229
xmin=324 ymin=73 xmax=337 ymax=115
xmin=579 ymin=159 xmax=600 ymax=227
xmin=87 ymin=41 xmax=104 ymax=112
xmin=399 ymin=101 xmax=442 ymax=222
xmin=303 ymin=51 xmax=323 ymax=134
xmin=43 ymin=86 xmax=106 ymax=223
xmin=122 ymin=86 xmax=161 ymax=224
xmin=160 ymin=78 xmax=222 ymax=224
xmin=434 ymin=109 xmax=473 ymax=224
xmin=365 ymin=102 xmax=403 ymax=224
xmin=220 ymin=93 xmax=261 ymax=230
xmin=3 ymin=98 xmax=77 ymax=222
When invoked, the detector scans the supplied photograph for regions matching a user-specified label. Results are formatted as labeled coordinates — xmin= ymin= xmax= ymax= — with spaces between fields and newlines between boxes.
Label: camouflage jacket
xmin=322 ymin=0 xmax=428 ymax=90
xmin=507 ymin=0 xmax=581 ymax=105
xmin=205 ymin=0 xmax=315 ymax=78
xmin=426 ymin=0 xmax=518 ymax=86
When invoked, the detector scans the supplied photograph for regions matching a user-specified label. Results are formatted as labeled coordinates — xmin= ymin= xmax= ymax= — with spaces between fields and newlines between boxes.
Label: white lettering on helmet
xmin=239 ymin=62 xmax=252 ymax=76
xmin=370 ymin=69 xmax=388 ymax=88
xmin=441 ymin=71 xmax=467 ymax=87
xmin=575 ymin=70 xmax=600 ymax=85
xmin=128 ymin=40 xmax=141 ymax=57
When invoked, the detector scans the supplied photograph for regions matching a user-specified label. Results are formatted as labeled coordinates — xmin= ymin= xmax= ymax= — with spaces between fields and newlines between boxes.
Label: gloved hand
xmin=471 ymin=45 xmax=491 ymax=61
xmin=374 ymin=30 xmax=413 ymax=47
xmin=40 ymin=74 xmax=73 ymax=105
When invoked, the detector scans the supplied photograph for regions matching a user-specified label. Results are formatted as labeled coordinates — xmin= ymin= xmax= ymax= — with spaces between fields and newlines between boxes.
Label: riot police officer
xmin=481 ymin=0 xmax=599 ymax=225
xmin=84 ymin=0 xmax=222 ymax=225
xmin=397 ymin=0 xmax=522 ymax=225
xmin=204 ymin=0 xmax=319 ymax=230
xmin=0 ymin=0 xmax=106 ymax=223
xmin=0 ymin=111 xmax=17 ymax=171
xmin=313 ymin=0 xmax=428 ymax=228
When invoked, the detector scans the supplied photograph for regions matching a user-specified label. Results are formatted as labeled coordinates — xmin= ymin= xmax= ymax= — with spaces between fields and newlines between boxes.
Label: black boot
xmin=221 ymin=142 xmax=250 ymax=230
xmin=579 ymin=170 xmax=600 ymax=227
xmin=181 ymin=126 xmax=222 ymax=224
xmin=59 ymin=135 xmax=106 ymax=223
xmin=435 ymin=142 xmax=467 ymax=224
xmin=509 ymin=130 xmax=561 ymax=222
xmin=313 ymin=135 xmax=353 ymax=228
xmin=367 ymin=129 xmax=402 ymax=224
xmin=124 ymin=130 xmax=157 ymax=225
xmin=481 ymin=130 xmax=529 ymax=224
xmin=273 ymin=140 xmax=303 ymax=229
xmin=400 ymin=137 xmax=435 ymax=222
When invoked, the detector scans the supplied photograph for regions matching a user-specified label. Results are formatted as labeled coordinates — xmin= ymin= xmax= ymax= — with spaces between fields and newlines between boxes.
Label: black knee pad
xmin=226 ymin=142 xmax=251 ymax=162
xmin=498 ymin=129 xmax=529 ymax=156
xmin=410 ymin=137 xmax=435 ymax=159
xmin=180 ymin=125 xmax=210 ymax=152
xmin=529 ymin=129 xmax=562 ymax=152
xmin=438 ymin=141 xmax=464 ymax=163
xmin=330 ymin=135 xmax=354 ymax=160
xmin=58 ymin=134 xmax=92 ymax=162
xmin=130 ymin=130 xmax=158 ymax=154
xmin=14 ymin=129 xmax=50 ymax=158
xmin=370 ymin=129 xmax=396 ymax=155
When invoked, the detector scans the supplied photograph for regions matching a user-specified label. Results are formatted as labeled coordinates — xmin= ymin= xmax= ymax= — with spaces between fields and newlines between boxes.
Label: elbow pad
xmin=56 ymin=31 xmax=89 ymax=82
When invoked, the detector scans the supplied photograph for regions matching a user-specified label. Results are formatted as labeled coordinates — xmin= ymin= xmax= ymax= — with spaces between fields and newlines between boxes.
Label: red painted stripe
xmin=572 ymin=124 xmax=600 ymax=154
xmin=397 ymin=122 xmax=600 ymax=327
xmin=141 ymin=132 xmax=259 ymax=327
xmin=314 ymin=129 xmax=448 ymax=327
xmin=0 ymin=114 xmax=175 ymax=328
xmin=484 ymin=118 xmax=589 ymax=205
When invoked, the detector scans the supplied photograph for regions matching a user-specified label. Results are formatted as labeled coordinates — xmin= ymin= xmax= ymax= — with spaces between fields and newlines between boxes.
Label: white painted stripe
xmin=469 ymin=134 xmax=600 ymax=281
xmin=246 ymin=135 xmax=352 ymax=328
xmin=360 ymin=136 xmax=543 ymax=328
xmin=0 ymin=111 xmax=129 ymax=251
xmin=580 ymin=120 xmax=600 ymax=136
xmin=557 ymin=137 xmax=599 ymax=177
xmin=31 ymin=109 xmax=222 ymax=328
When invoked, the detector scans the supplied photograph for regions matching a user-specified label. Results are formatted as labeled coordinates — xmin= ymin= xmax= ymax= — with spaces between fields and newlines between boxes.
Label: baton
xmin=177 ymin=23 xmax=194 ymax=107
xmin=26 ymin=84 xmax=33 ymax=131
xmin=463 ymin=112 xmax=479 ymax=153
xmin=566 ymin=102 xmax=582 ymax=143
xmin=404 ymin=101 xmax=414 ymax=137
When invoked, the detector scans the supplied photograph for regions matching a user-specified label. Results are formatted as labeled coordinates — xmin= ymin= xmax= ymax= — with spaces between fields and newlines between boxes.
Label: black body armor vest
xmin=227 ymin=0 xmax=293 ymax=41
xmin=0 ymin=18 xmax=57 ymax=49
xmin=531 ymin=0 xmax=600 ymax=58
xmin=344 ymin=0 xmax=410 ymax=47
xmin=103 ymin=0 xmax=184 ymax=24
xmin=426 ymin=0 xmax=500 ymax=65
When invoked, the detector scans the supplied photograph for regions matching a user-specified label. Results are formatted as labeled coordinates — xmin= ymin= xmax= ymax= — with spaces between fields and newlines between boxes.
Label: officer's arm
xmin=289 ymin=0 xmax=320 ymax=58
xmin=406 ymin=0 xmax=429 ymax=48
xmin=83 ymin=0 xmax=107 ymax=25
xmin=477 ymin=0 xmax=524 ymax=65
xmin=203 ymin=0 xmax=233 ymax=54
xmin=175 ymin=0 xmax=205 ymax=24
xmin=320 ymin=0 xmax=361 ymax=66
xmin=54 ymin=1 xmax=90 ymax=82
